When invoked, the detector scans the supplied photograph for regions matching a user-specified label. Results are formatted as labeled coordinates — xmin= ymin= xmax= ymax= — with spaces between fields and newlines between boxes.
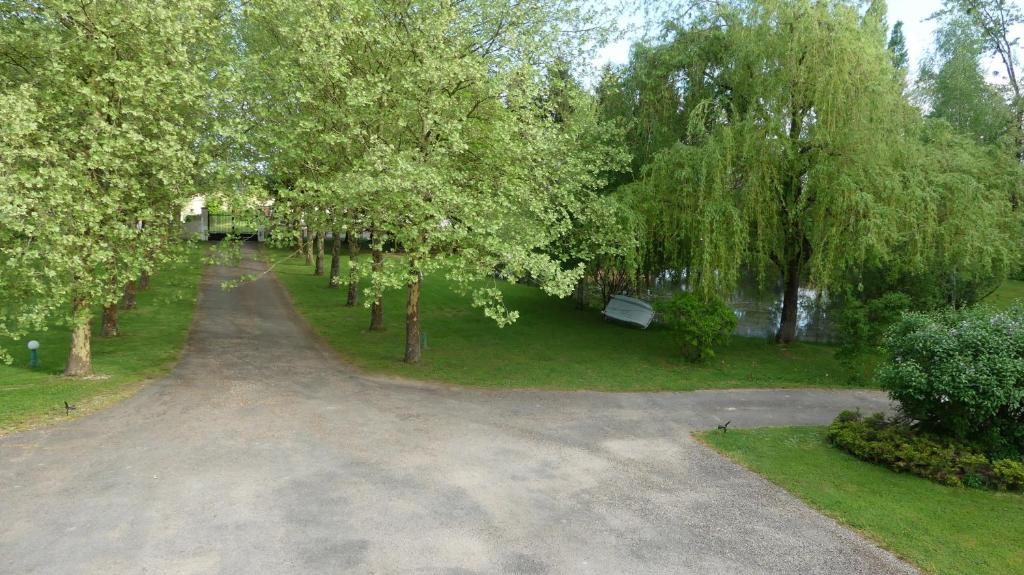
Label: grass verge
xmin=986 ymin=279 xmax=1024 ymax=310
xmin=698 ymin=426 xmax=1024 ymax=575
xmin=272 ymin=250 xmax=859 ymax=391
xmin=0 ymin=249 xmax=205 ymax=434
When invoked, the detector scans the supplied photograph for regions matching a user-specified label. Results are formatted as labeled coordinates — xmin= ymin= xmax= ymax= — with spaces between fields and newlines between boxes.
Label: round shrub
xmin=654 ymin=292 xmax=737 ymax=362
xmin=876 ymin=304 xmax=1024 ymax=458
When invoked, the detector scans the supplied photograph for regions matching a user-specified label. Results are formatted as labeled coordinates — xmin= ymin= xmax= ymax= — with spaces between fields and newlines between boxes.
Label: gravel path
xmin=0 ymin=252 xmax=918 ymax=574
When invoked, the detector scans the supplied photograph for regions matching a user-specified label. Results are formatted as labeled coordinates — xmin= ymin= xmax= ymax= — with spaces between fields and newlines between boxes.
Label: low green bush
xmin=835 ymin=291 xmax=914 ymax=384
xmin=827 ymin=411 xmax=1024 ymax=491
xmin=876 ymin=304 xmax=1024 ymax=458
xmin=654 ymin=292 xmax=737 ymax=362
xmin=836 ymin=292 xmax=914 ymax=358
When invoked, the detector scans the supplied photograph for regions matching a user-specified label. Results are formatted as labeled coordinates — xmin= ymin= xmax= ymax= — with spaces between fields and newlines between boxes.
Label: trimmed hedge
xmin=827 ymin=411 xmax=1024 ymax=491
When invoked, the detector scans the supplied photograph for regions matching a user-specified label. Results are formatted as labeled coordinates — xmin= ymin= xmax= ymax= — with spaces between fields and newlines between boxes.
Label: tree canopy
xmin=599 ymin=0 xmax=1021 ymax=342
xmin=0 ymin=0 xmax=236 ymax=372
xmin=2 ymin=0 xmax=1021 ymax=370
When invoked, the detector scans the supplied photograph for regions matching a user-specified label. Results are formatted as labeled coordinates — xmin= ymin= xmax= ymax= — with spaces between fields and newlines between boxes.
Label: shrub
xmin=828 ymin=411 xmax=1024 ymax=491
xmin=654 ymin=292 xmax=737 ymax=362
xmin=993 ymin=459 xmax=1024 ymax=490
xmin=836 ymin=291 xmax=914 ymax=384
xmin=836 ymin=291 xmax=914 ymax=358
xmin=875 ymin=304 xmax=1024 ymax=458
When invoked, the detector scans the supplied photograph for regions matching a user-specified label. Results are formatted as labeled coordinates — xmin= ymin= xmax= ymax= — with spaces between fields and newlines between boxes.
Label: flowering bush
xmin=876 ymin=304 xmax=1024 ymax=457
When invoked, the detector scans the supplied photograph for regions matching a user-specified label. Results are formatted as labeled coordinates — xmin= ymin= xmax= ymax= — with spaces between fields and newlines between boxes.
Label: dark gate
xmin=207 ymin=212 xmax=258 ymax=240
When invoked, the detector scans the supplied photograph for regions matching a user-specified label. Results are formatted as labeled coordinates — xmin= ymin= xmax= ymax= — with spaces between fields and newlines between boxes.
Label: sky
xmin=592 ymin=1 xmax=1012 ymax=79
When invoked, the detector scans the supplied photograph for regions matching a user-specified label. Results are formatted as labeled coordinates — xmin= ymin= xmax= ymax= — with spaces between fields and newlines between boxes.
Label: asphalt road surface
xmin=0 ymin=252 xmax=917 ymax=574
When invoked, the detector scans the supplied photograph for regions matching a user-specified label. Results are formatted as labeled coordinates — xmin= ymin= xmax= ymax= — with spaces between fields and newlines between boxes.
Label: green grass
xmin=986 ymin=279 xmax=1024 ymax=310
xmin=272 ymin=250 xmax=858 ymax=391
xmin=0 ymin=249 xmax=205 ymax=434
xmin=698 ymin=427 xmax=1024 ymax=575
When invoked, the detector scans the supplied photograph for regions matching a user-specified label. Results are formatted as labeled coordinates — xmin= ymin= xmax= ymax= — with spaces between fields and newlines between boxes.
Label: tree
xmin=354 ymin=0 xmax=626 ymax=362
xmin=888 ymin=21 xmax=910 ymax=73
xmin=345 ymin=225 xmax=360 ymax=307
xmin=0 ymin=0 xmax=234 ymax=372
xmin=919 ymin=16 xmax=1017 ymax=147
xmin=242 ymin=0 xmax=625 ymax=363
xmin=240 ymin=0 xmax=386 ymax=329
xmin=328 ymin=230 xmax=342 ymax=288
xmin=627 ymin=0 xmax=925 ymax=343
xmin=940 ymin=0 xmax=1024 ymax=166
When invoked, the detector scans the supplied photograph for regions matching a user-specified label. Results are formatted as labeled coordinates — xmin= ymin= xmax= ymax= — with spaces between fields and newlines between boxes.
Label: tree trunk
xmin=139 ymin=270 xmax=150 ymax=290
xmin=573 ymin=276 xmax=589 ymax=309
xmin=314 ymin=231 xmax=325 ymax=276
xmin=369 ymin=247 xmax=385 ymax=331
xmin=101 ymin=303 xmax=119 ymax=337
xmin=122 ymin=280 xmax=137 ymax=310
xmin=329 ymin=231 xmax=342 ymax=288
xmin=346 ymin=230 xmax=360 ymax=307
xmin=776 ymin=255 xmax=801 ymax=344
xmin=65 ymin=298 xmax=92 ymax=377
xmin=404 ymin=271 xmax=422 ymax=363
xmin=303 ymin=228 xmax=313 ymax=265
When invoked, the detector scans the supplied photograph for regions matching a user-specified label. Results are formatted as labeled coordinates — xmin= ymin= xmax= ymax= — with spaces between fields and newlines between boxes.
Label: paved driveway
xmin=0 ymin=254 xmax=917 ymax=574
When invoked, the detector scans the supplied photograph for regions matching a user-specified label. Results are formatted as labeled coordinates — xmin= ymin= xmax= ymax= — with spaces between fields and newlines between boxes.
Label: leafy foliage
xmin=877 ymin=304 xmax=1024 ymax=457
xmin=828 ymin=411 xmax=1024 ymax=491
xmin=242 ymin=0 xmax=627 ymax=362
xmin=919 ymin=16 xmax=1017 ymax=148
xmin=836 ymin=292 xmax=914 ymax=358
xmin=0 ymin=0 xmax=236 ymax=369
xmin=611 ymin=1 xmax=931 ymax=343
xmin=599 ymin=0 xmax=1022 ymax=344
xmin=937 ymin=0 xmax=1024 ymax=165
xmin=653 ymin=292 xmax=736 ymax=362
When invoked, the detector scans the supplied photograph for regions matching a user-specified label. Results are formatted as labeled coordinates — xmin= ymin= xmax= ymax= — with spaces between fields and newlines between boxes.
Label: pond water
xmin=651 ymin=270 xmax=837 ymax=343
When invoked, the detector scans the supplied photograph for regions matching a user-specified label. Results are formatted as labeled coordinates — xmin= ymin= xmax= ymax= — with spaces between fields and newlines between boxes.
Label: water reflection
xmin=652 ymin=270 xmax=837 ymax=343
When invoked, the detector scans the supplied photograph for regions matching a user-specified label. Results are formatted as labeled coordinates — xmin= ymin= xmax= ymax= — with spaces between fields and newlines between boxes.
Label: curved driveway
xmin=0 ymin=254 xmax=917 ymax=574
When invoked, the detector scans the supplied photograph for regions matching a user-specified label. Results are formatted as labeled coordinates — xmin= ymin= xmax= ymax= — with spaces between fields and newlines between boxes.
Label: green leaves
xmin=244 ymin=0 xmax=624 ymax=327
xmin=606 ymin=0 xmax=1020 ymax=339
xmin=0 ymin=0 xmax=236 ymax=361
xmin=878 ymin=304 xmax=1024 ymax=457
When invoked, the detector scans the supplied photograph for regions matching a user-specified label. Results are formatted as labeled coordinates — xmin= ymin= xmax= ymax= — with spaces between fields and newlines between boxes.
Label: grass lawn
xmin=0 ymin=249 xmax=205 ymax=435
xmin=272 ymin=250 xmax=858 ymax=391
xmin=986 ymin=279 xmax=1024 ymax=310
xmin=698 ymin=427 xmax=1024 ymax=575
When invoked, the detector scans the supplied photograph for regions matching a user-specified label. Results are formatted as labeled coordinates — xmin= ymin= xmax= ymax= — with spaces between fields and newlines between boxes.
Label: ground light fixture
xmin=27 ymin=340 xmax=40 ymax=368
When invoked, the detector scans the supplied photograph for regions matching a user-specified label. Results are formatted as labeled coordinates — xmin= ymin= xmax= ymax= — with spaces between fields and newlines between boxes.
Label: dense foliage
xmin=242 ymin=0 xmax=628 ymax=363
xmin=599 ymin=0 xmax=1023 ymax=344
xmin=3 ymin=0 xmax=1023 ymax=370
xmin=0 ymin=0 xmax=236 ymax=373
xmin=876 ymin=305 xmax=1024 ymax=458
xmin=835 ymin=292 xmax=914 ymax=359
xmin=828 ymin=411 xmax=1024 ymax=491
xmin=653 ymin=293 xmax=737 ymax=362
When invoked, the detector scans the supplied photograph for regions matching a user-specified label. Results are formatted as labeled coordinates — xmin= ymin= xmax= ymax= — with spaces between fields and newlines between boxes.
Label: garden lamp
xmin=27 ymin=340 xmax=39 ymax=369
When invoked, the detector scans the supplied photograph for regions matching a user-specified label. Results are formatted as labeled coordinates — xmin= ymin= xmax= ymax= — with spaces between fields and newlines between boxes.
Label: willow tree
xmin=0 ymin=0 xmax=233 ymax=373
xmin=631 ymin=0 xmax=917 ymax=342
